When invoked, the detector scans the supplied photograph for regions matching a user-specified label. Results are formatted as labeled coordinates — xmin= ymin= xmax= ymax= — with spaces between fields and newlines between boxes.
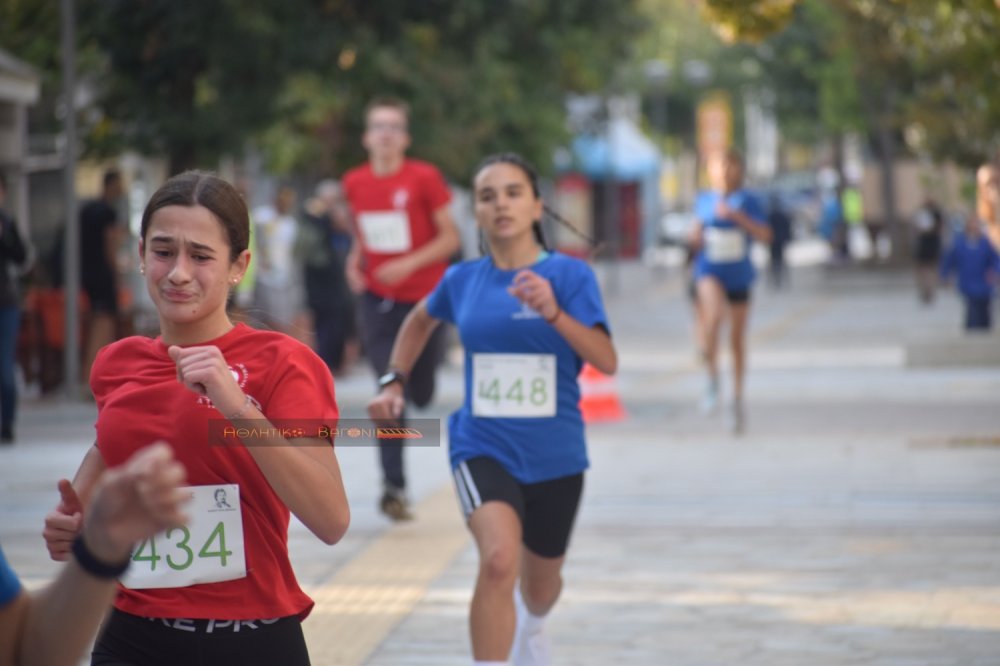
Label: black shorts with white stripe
xmin=453 ymin=456 xmax=584 ymax=559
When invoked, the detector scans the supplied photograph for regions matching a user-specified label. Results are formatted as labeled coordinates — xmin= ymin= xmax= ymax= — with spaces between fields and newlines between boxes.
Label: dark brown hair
xmin=140 ymin=171 xmax=249 ymax=262
xmin=364 ymin=96 xmax=411 ymax=126
xmin=472 ymin=152 xmax=602 ymax=255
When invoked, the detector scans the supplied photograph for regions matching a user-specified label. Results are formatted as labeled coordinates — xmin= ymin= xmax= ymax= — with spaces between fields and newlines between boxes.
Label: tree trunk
xmin=876 ymin=90 xmax=910 ymax=264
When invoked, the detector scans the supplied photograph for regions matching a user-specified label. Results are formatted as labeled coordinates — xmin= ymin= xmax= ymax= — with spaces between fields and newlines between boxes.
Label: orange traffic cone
xmin=578 ymin=363 xmax=626 ymax=424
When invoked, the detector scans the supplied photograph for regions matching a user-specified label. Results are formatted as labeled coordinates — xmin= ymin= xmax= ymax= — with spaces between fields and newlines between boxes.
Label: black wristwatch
xmin=378 ymin=369 xmax=407 ymax=390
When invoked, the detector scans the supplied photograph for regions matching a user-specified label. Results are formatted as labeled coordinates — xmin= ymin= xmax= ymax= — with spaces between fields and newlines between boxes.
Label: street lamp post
xmin=644 ymin=59 xmax=671 ymax=139
xmin=61 ymin=0 xmax=80 ymax=398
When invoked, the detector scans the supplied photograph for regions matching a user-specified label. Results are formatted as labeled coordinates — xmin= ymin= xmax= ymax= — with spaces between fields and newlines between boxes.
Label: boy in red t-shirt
xmin=343 ymin=97 xmax=461 ymax=520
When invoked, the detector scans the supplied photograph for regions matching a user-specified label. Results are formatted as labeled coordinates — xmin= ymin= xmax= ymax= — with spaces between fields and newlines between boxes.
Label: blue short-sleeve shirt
xmin=426 ymin=253 xmax=609 ymax=483
xmin=0 ymin=544 xmax=22 ymax=608
xmin=694 ymin=188 xmax=767 ymax=290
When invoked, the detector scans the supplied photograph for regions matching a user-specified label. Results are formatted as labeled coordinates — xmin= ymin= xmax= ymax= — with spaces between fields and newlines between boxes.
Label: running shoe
xmin=511 ymin=587 xmax=551 ymax=666
xmin=700 ymin=378 xmax=719 ymax=414
xmin=378 ymin=483 xmax=413 ymax=521
xmin=728 ymin=400 xmax=745 ymax=435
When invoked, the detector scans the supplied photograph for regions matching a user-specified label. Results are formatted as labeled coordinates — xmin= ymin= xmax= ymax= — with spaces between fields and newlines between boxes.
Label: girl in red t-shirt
xmin=43 ymin=171 xmax=349 ymax=665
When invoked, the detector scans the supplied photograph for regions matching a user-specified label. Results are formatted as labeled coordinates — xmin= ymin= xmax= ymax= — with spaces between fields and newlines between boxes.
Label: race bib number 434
xmin=473 ymin=353 xmax=556 ymax=418
xmin=120 ymin=485 xmax=246 ymax=590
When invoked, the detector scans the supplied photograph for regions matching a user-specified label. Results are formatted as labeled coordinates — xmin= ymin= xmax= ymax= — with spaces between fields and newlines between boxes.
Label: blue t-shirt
xmin=0 ymin=544 xmax=22 ymax=608
xmin=426 ymin=253 xmax=609 ymax=484
xmin=940 ymin=231 xmax=1000 ymax=299
xmin=693 ymin=188 xmax=767 ymax=289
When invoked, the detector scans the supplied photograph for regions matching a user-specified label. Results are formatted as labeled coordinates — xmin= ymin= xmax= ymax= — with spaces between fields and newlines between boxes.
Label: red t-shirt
xmin=90 ymin=323 xmax=338 ymax=620
xmin=342 ymin=158 xmax=452 ymax=302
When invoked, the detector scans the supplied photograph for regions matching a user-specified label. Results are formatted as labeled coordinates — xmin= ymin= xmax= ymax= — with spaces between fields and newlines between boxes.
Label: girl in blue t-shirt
xmin=368 ymin=153 xmax=616 ymax=665
xmin=689 ymin=149 xmax=772 ymax=433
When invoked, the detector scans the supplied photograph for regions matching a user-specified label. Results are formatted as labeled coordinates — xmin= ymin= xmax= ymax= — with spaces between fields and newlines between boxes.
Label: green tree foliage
xmin=885 ymin=0 xmax=1000 ymax=164
xmin=3 ymin=1 xmax=640 ymax=180
xmin=80 ymin=0 xmax=346 ymax=173
xmin=0 ymin=0 xmax=101 ymax=137
xmin=748 ymin=0 xmax=862 ymax=145
xmin=699 ymin=0 xmax=1000 ymax=166
xmin=261 ymin=1 xmax=641 ymax=181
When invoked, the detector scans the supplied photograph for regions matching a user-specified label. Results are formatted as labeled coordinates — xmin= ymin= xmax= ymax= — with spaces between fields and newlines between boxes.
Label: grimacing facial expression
xmin=473 ymin=162 xmax=544 ymax=244
xmin=140 ymin=204 xmax=248 ymax=326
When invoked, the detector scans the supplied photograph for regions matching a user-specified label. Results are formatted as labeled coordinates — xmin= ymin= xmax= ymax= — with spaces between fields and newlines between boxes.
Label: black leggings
xmin=91 ymin=609 xmax=310 ymax=666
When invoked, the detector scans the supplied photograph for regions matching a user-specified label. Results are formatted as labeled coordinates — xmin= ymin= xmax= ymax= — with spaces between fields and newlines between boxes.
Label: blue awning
xmin=571 ymin=117 xmax=661 ymax=181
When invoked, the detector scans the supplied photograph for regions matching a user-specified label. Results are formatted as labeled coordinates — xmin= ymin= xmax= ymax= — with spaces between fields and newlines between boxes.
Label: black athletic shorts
xmin=725 ymin=287 xmax=750 ymax=304
xmin=690 ymin=278 xmax=750 ymax=304
xmin=91 ymin=608 xmax=310 ymax=666
xmin=83 ymin=276 xmax=118 ymax=315
xmin=452 ymin=456 xmax=583 ymax=559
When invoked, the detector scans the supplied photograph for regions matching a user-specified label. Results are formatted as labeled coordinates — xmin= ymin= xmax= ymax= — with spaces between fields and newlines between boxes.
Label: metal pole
xmin=61 ymin=0 xmax=80 ymax=397
xmin=603 ymin=97 xmax=620 ymax=295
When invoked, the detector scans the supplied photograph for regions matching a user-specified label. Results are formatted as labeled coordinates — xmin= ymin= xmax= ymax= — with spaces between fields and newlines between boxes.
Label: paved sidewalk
xmin=362 ymin=262 xmax=1000 ymax=665
xmin=2 ymin=259 xmax=999 ymax=665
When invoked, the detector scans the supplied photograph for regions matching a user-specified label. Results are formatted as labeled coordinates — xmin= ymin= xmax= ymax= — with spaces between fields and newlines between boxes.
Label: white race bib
xmin=472 ymin=354 xmax=556 ymax=418
xmin=358 ymin=211 xmax=412 ymax=253
xmin=121 ymin=485 xmax=246 ymax=590
xmin=705 ymin=227 xmax=746 ymax=263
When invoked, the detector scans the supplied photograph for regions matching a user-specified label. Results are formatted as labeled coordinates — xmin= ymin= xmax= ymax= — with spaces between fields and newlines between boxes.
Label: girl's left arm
xmin=232 ymin=429 xmax=349 ymax=546
xmin=549 ymin=313 xmax=617 ymax=376
xmin=509 ymin=270 xmax=617 ymax=375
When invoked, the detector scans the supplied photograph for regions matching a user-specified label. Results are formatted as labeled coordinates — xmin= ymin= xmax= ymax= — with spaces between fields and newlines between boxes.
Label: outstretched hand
xmin=80 ymin=442 xmax=189 ymax=564
xmin=42 ymin=480 xmax=85 ymax=561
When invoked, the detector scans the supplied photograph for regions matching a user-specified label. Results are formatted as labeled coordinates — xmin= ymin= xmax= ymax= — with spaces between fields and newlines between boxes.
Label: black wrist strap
xmin=72 ymin=534 xmax=131 ymax=579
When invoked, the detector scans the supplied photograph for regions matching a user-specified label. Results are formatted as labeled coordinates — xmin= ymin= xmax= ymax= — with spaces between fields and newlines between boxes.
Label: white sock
xmin=515 ymin=587 xmax=546 ymax=631
xmin=473 ymin=661 xmax=508 ymax=666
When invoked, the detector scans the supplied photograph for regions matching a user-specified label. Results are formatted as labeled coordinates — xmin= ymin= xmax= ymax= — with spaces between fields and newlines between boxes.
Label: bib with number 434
xmin=121 ymin=484 xmax=247 ymax=590
xmin=473 ymin=353 xmax=556 ymax=418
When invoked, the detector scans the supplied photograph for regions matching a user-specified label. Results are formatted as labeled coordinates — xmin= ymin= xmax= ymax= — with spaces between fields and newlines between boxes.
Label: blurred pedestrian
xmin=228 ymin=177 xmax=258 ymax=322
xmin=1 ymin=443 xmax=188 ymax=666
xmin=254 ymin=185 xmax=308 ymax=338
xmin=767 ymin=193 xmax=792 ymax=289
xmin=819 ymin=188 xmax=847 ymax=263
xmin=977 ymin=162 xmax=1000 ymax=252
xmin=80 ymin=169 xmax=125 ymax=386
xmin=940 ymin=213 xmax=1000 ymax=331
xmin=296 ymin=180 xmax=357 ymax=374
xmin=368 ymin=153 xmax=616 ymax=666
xmin=684 ymin=244 xmax=705 ymax=363
xmin=689 ymin=149 xmax=772 ymax=434
xmin=0 ymin=173 xmax=29 ymax=443
xmin=43 ymin=171 xmax=349 ymax=665
xmin=912 ymin=197 xmax=945 ymax=304
xmin=343 ymin=96 xmax=461 ymax=521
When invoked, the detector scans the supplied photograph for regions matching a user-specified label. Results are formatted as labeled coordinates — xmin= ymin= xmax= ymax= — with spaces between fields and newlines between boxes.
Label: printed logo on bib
xmin=473 ymin=353 xmax=556 ymax=418
xmin=704 ymin=227 xmax=746 ymax=263
xmin=121 ymin=484 xmax=246 ymax=590
xmin=359 ymin=211 xmax=412 ymax=253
